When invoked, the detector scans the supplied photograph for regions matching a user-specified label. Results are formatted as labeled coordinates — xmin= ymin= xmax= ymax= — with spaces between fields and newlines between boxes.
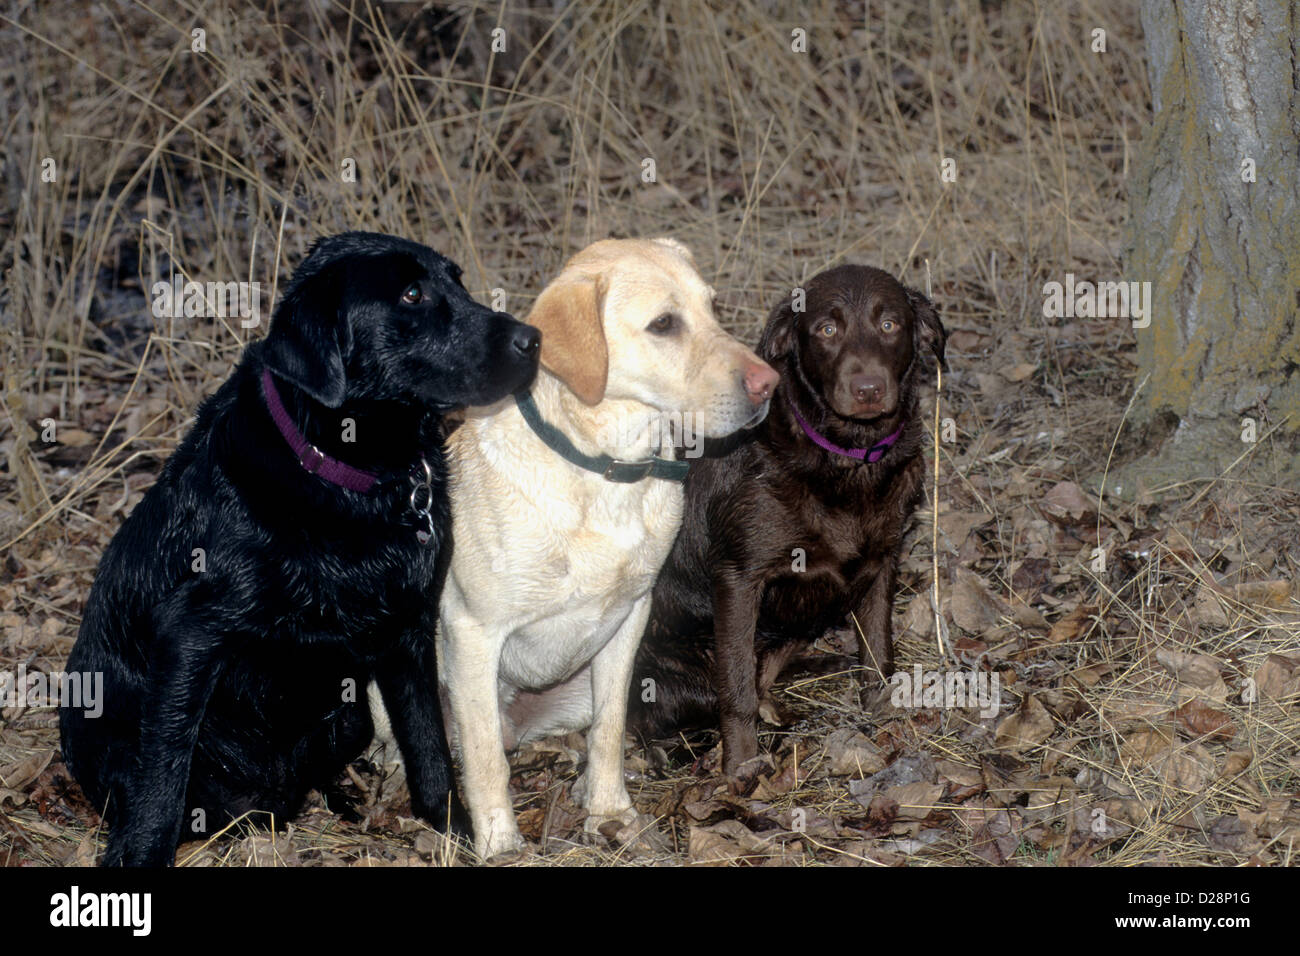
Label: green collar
xmin=514 ymin=390 xmax=690 ymax=483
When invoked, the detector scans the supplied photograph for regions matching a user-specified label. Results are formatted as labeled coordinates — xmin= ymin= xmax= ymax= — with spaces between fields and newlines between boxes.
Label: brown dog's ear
xmin=527 ymin=275 xmax=609 ymax=405
xmin=906 ymin=286 xmax=947 ymax=371
xmin=758 ymin=293 xmax=798 ymax=363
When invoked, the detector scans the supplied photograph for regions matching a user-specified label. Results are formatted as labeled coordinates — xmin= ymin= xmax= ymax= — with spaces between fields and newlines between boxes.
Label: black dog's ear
xmin=758 ymin=293 xmax=799 ymax=363
xmin=906 ymin=286 xmax=947 ymax=371
xmin=262 ymin=258 xmax=351 ymax=407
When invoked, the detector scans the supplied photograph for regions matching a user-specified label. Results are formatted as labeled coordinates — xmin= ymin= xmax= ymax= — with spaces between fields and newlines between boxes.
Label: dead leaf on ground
xmin=687 ymin=821 xmax=772 ymax=865
xmin=1072 ymin=799 xmax=1141 ymax=839
xmin=901 ymin=592 xmax=935 ymax=638
xmin=936 ymin=758 xmax=982 ymax=789
xmin=1173 ymin=700 xmax=1236 ymax=741
xmin=962 ymin=802 xmax=1020 ymax=863
xmin=941 ymin=510 xmax=995 ymax=548
xmin=848 ymin=751 xmax=937 ymax=807
xmin=1119 ymin=726 xmax=1176 ymax=768
xmin=1046 ymin=603 xmax=1097 ymax=644
xmin=1155 ymin=648 xmax=1230 ymax=703
xmin=950 ymin=567 xmax=1010 ymax=634
xmin=0 ymin=751 xmax=52 ymax=790
xmin=1154 ymin=742 xmax=1215 ymax=792
xmin=53 ymin=427 xmax=95 ymax=448
xmin=1041 ymin=481 xmax=1097 ymax=525
xmin=1022 ymin=777 xmax=1076 ymax=814
xmin=999 ymin=362 xmax=1037 ymax=383
xmin=1205 ymin=815 xmax=1255 ymax=854
xmin=1233 ymin=579 xmax=1293 ymax=607
xmin=1010 ymin=556 xmax=1052 ymax=595
xmin=1065 ymin=662 xmax=1112 ymax=688
xmin=1106 ymin=698 xmax=1169 ymax=722
xmin=608 ymin=813 xmax=673 ymax=856
xmin=823 ymin=728 xmax=887 ymax=778
xmin=885 ymin=781 xmax=944 ymax=822
xmin=750 ymin=755 xmax=800 ymax=801
xmin=1253 ymin=653 xmax=1300 ymax=701
xmin=1190 ymin=584 xmax=1230 ymax=627
xmin=1220 ymin=751 xmax=1253 ymax=778
xmin=239 ymin=833 xmax=298 ymax=866
xmin=994 ymin=695 xmax=1055 ymax=755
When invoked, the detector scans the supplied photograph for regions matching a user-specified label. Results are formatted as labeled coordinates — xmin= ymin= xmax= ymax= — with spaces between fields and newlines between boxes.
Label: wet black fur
xmin=59 ymin=232 xmax=539 ymax=866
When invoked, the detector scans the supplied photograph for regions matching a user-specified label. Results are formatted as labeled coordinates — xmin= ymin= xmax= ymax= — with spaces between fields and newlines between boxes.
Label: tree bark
xmin=1123 ymin=0 xmax=1299 ymax=484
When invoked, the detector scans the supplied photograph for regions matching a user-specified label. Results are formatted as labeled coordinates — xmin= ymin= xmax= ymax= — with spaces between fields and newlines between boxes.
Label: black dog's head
xmin=262 ymin=232 xmax=539 ymax=409
xmin=759 ymin=264 xmax=945 ymax=420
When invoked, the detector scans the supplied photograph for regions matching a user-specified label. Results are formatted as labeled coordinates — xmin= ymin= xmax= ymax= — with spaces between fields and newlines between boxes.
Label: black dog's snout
xmin=512 ymin=326 xmax=541 ymax=358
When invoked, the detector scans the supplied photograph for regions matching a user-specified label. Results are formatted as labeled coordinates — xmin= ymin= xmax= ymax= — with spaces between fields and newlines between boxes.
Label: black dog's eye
xmin=818 ymin=320 xmax=838 ymax=338
xmin=648 ymin=312 xmax=678 ymax=335
xmin=401 ymin=284 xmax=424 ymax=305
xmin=881 ymin=318 xmax=897 ymax=333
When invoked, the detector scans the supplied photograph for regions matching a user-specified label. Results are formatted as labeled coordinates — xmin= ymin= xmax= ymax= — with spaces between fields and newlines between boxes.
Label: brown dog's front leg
xmin=856 ymin=557 xmax=898 ymax=682
xmin=711 ymin=574 xmax=762 ymax=777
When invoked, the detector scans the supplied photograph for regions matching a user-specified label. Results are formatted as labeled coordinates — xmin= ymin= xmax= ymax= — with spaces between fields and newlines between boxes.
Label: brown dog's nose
xmin=743 ymin=361 xmax=779 ymax=405
xmin=851 ymin=374 xmax=886 ymax=404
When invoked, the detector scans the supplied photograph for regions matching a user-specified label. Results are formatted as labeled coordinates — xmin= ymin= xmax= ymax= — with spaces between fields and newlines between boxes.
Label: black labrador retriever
xmin=60 ymin=232 xmax=540 ymax=866
xmin=629 ymin=265 xmax=945 ymax=776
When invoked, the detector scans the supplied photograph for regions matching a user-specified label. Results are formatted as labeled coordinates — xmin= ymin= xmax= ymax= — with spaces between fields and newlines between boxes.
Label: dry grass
xmin=1 ymin=0 xmax=1295 ymax=867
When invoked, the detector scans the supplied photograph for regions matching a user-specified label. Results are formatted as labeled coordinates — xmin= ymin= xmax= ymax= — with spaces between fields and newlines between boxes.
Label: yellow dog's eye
xmin=401 ymin=284 xmax=423 ymax=305
xmin=648 ymin=312 xmax=677 ymax=334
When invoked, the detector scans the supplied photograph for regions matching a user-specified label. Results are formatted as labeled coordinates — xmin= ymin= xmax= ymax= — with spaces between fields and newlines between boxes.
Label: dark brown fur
xmin=629 ymin=265 xmax=946 ymax=774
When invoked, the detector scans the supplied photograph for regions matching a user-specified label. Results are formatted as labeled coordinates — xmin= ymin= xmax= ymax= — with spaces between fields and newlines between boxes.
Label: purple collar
xmin=261 ymin=369 xmax=378 ymax=493
xmin=788 ymin=403 xmax=905 ymax=463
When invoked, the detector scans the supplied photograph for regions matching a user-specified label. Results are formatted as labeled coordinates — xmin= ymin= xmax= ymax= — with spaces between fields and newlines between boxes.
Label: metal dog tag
xmin=409 ymin=458 xmax=437 ymax=547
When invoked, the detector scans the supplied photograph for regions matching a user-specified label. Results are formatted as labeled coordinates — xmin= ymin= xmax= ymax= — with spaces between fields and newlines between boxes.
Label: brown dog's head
xmin=759 ymin=265 xmax=945 ymax=420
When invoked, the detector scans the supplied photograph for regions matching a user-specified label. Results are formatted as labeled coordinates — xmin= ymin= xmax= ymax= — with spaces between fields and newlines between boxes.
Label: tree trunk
xmin=1123 ymin=0 xmax=1299 ymax=487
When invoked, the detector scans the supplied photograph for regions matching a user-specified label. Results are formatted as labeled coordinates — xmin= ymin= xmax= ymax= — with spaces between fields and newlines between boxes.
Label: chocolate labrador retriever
xmin=629 ymin=264 xmax=946 ymax=775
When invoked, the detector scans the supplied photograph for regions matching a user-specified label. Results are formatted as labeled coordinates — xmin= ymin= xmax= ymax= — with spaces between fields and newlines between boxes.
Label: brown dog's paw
xmin=726 ymin=753 xmax=776 ymax=795
xmin=757 ymin=695 xmax=787 ymax=726
xmin=857 ymin=679 xmax=896 ymax=713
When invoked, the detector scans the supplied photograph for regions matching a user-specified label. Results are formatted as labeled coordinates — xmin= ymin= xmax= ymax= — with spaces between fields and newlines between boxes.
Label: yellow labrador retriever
xmin=388 ymin=238 xmax=777 ymax=859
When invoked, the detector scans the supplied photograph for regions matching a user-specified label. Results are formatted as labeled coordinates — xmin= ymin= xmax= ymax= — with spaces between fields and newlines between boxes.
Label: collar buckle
xmin=299 ymin=444 xmax=326 ymax=474
xmin=603 ymin=458 xmax=655 ymax=483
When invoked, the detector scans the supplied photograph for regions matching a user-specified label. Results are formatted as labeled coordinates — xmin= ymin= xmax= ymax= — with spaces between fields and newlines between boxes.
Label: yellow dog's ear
xmin=527 ymin=274 xmax=608 ymax=405
xmin=649 ymin=236 xmax=694 ymax=264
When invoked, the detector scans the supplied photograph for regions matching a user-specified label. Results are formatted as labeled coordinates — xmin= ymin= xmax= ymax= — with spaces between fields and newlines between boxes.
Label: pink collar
xmin=788 ymin=402 xmax=905 ymax=463
xmin=261 ymin=369 xmax=378 ymax=493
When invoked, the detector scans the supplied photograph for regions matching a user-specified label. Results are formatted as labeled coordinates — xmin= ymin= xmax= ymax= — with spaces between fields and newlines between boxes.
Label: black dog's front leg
xmin=107 ymin=610 xmax=224 ymax=867
xmin=374 ymin=627 xmax=462 ymax=833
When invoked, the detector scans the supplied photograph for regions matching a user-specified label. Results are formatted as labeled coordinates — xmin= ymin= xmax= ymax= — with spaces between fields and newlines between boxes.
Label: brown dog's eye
xmin=818 ymin=321 xmax=837 ymax=337
xmin=648 ymin=312 xmax=677 ymax=335
xmin=881 ymin=319 xmax=897 ymax=333
xmin=401 ymin=284 xmax=423 ymax=305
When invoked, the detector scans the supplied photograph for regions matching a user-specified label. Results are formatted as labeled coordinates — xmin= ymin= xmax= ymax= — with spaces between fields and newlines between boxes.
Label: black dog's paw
xmin=320 ymin=782 xmax=366 ymax=824
xmin=100 ymin=839 xmax=126 ymax=868
xmin=412 ymin=791 xmax=470 ymax=839
xmin=105 ymin=834 xmax=173 ymax=868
